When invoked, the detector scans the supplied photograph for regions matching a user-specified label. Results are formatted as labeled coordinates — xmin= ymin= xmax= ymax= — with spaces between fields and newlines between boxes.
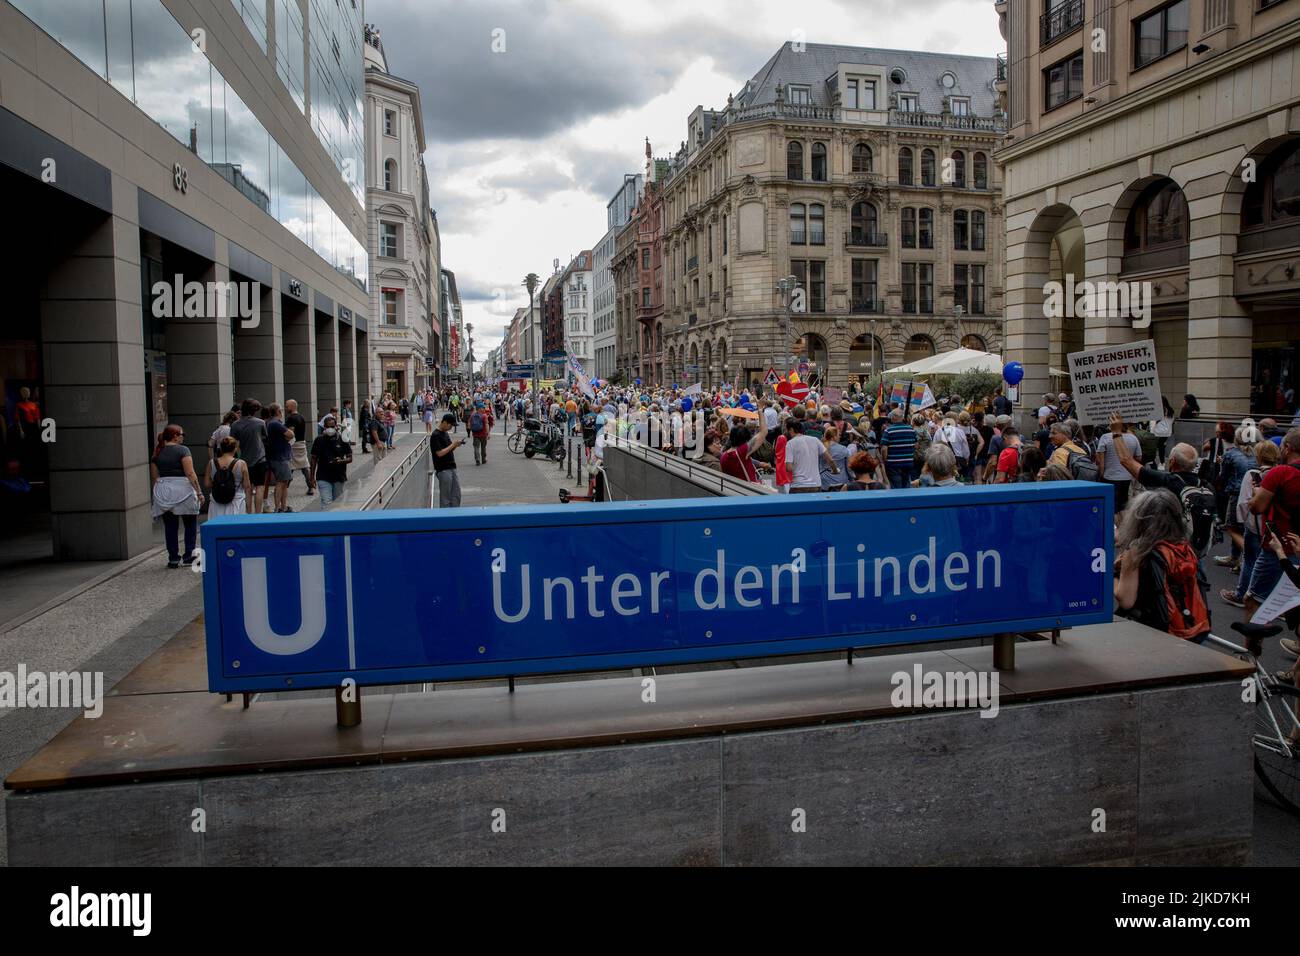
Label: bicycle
xmin=1203 ymin=620 xmax=1300 ymax=817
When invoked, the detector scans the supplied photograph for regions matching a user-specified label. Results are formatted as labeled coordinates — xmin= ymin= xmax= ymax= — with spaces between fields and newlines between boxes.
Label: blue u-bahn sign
xmin=201 ymin=483 xmax=1113 ymax=692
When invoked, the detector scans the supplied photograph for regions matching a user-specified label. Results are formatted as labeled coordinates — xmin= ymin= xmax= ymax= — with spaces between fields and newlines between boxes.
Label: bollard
xmin=993 ymin=633 xmax=1015 ymax=671
xmin=567 ymin=437 xmax=573 ymax=478
xmin=336 ymin=685 xmax=361 ymax=727
xmin=576 ymin=444 xmax=583 ymax=486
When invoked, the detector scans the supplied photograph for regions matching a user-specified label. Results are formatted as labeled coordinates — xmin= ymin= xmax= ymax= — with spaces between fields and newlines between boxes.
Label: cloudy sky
xmin=364 ymin=0 xmax=1004 ymax=362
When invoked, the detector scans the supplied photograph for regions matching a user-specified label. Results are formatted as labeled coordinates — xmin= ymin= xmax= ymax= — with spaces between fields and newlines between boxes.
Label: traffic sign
xmin=776 ymin=379 xmax=810 ymax=407
xmin=764 ymin=367 xmax=779 ymax=386
xmin=201 ymin=485 xmax=1113 ymax=692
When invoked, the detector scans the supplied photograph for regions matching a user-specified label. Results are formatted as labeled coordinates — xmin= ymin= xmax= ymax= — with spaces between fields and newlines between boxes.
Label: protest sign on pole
xmin=1066 ymin=339 xmax=1163 ymax=426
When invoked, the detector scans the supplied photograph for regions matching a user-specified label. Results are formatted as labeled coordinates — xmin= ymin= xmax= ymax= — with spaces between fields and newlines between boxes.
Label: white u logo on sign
xmin=241 ymin=555 xmax=327 ymax=656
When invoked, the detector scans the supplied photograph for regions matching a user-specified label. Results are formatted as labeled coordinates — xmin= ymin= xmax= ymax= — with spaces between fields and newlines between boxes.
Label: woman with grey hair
xmin=1114 ymin=488 xmax=1212 ymax=641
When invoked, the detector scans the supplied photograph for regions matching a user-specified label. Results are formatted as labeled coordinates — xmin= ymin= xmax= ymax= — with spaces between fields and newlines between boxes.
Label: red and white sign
xmin=763 ymin=367 xmax=780 ymax=386
xmin=776 ymin=379 xmax=811 ymax=407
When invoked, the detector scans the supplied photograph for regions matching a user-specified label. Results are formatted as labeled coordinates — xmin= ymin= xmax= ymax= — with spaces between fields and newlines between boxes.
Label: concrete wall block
xmin=722 ymin=695 xmax=1140 ymax=866
xmin=42 ymin=254 xmax=117 ymax=301
xmin=1137 ymin=681 xmax=1253 ymax=855
xmin=5 ymin=781 xmax=201 ymax=867
xmin=202 ymin=740 xmax=721 ymax=866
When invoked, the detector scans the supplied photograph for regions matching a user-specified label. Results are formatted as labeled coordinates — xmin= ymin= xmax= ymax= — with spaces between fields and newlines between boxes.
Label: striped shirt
xmin=880 ymin=423 xmax=917 ymax=466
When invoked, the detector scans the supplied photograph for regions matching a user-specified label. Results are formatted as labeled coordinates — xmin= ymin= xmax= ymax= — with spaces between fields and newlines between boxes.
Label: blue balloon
xmin=681 ymin=397 xmax=693 ymax=412
xmin=1003 ymin=361 xmax=1024 ymax=386
xmin=851 ymin=403 xmax=863 ymax=413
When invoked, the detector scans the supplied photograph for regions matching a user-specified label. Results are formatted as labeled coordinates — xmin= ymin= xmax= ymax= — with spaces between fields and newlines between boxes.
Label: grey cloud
xmin=481 ymin=161 xmax=575 ymax=196
xmin=364 ymin=0 xmax=770 ymax=142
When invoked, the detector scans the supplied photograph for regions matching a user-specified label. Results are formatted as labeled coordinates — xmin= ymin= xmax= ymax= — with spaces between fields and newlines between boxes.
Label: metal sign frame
xmin=202 ymin=483 xmax=1113 ymax=693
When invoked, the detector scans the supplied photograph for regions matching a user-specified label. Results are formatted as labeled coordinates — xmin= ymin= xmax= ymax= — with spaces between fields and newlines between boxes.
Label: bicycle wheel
xmin=1254 ymin=681 xmax=1300 ymax=817
xmin=508 ymin=432 xmax=525 ymax=455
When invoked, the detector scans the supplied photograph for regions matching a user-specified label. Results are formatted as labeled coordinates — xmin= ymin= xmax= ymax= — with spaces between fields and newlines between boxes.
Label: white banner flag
xmin=566 ymin=352 xmax=595 ymax=399
xmin=682 ymin=383 xmax=702 ymax=396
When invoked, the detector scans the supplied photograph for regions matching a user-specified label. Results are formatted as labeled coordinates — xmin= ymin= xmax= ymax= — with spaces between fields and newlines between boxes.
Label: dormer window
xmin=898 ymin=93 xmax=919 ymax=113
xmin=788 ymin=85 xmax=811 ymax=105
xmin=950 ymin=97 xmax=971 ymax=116
xmin=844 ymin=76 xmax=877 ymax=110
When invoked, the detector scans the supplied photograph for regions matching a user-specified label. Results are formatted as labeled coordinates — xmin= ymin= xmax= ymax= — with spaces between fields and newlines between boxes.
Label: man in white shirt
xmin=1095 ymin=423 xmax=1141 ymax=511
xmin=763 ymin=401 xmax=780 ymax=432
xmin=1038 ymin=394 xmax=1057 ymax=425
xmin=783 ymin=418 xmax=836 ymax=493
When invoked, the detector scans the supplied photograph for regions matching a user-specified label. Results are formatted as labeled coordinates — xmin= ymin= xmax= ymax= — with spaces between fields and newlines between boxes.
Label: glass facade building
xmin=12 ymin=0 xmax=367 ymax=291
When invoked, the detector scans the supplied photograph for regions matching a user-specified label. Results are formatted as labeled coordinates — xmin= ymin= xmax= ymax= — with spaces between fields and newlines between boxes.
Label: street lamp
xmin=523 ymin=273 xmax=539 ymax=407
xmin=776 ymin=274 xmax=800 ymax=382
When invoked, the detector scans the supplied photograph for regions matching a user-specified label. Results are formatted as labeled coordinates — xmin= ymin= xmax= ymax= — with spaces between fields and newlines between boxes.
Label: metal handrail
xmin=360 ymin=434 xmax=430 ymax=511
xmin=605 ymin=436 xmax=776 ymax=497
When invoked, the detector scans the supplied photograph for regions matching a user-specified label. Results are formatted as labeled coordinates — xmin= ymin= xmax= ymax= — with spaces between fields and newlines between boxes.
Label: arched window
xmin=852 ymin=143 xmax=873 ymax=174
xmin=905 ymin=334 xmax=936 ymax=363
xmin=951 ymin=150 xmax=966 ymax=188
xmin=899 ymin=147 xmax=913 ymax=186
xmin=921 ymin=148 xmax=936 ymax=186
xmin=1124 ymin=180 xmax=1188 ymax=252
xmin=1243 ymin=140 xmax=1300 ymax=230
xmin=787 ymin=141 xmax=804 ymax=180
xmin=954 ymin=209 xmax=969 ymax=249
xmin=384 ymin=159 xmax=396 ymax=191
xmin=850 ymin=334 xmax=884 ymax=378
xmin=809 ymin=203 xmax=825 ymax=245
xmin=851 ymin=201 xmax=879 ymax=243
xmin=790 ymin=202 xmax=807 ymax=245
xmin=971 ymin=210 xmax=986 ymax=251
xmin=811 ymin=142 xmax=828 ymax=181
xmin=918 ymin=207 xmax=934 ymax=248
xmin=961 ymin=333 xmax=988 ymax=352
xmin=901 ymin=206 xmax=917 ymax=248
xmin=973 ymin=151 xmax=989 ymax=189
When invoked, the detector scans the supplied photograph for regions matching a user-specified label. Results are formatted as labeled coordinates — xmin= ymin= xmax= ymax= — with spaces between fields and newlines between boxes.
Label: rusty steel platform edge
xmin=3 ymin=617 xmax=1254 ymax=793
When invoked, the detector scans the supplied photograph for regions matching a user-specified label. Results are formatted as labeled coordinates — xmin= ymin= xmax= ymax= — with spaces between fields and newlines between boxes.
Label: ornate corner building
xmin=646 ymin=42 xmax=1005 ymax=391
xmin=998 ymin=0 xmax=1300 ymax=417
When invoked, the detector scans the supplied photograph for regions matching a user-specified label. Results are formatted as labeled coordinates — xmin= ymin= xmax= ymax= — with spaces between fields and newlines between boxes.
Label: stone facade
xmin=365 ymin=30 xmax=438 ymax=399
xmin=658 ymin=43 xmax=1005 ymax=391
xmin=998 ymin=0 xmax=1300 ymax=417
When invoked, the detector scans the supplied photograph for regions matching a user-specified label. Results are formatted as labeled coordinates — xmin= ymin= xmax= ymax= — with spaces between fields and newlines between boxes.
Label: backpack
xmin=470 ymin=411 xmax=485 ymax=433
xmin=1064 ymin=446 xmax=1101 ymax=481
xmin=913 ymin=428 xmax=932 ymax=469
xmin=1147 ymin=541 xmax=1211 ymax=640
xmin=1130 ymin=427 xmax=1158 ymax=465
xmin=1179 ymin=479 xmax=1218 ymax=557
xmin=211 ymin=460 xmax=238 ymax=505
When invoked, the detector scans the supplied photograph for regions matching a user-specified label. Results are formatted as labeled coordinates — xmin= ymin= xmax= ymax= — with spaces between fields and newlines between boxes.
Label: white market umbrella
xmin=885 ymin=347 xmax=1002 ymax=377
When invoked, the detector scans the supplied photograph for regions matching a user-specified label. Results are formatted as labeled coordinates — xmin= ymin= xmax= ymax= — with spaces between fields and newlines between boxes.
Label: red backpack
xmin=1149 ymin=541 xmax=1211 ymax=640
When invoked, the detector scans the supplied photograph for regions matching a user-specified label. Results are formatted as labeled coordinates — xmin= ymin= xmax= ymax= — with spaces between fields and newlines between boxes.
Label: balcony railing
xmin=719 ymin=101 xmax=1006 ymax=136
xmin=1040 ymin=0 xmax=1084 ymax=46
xmin=845 ymin=230 xmax=889 ymax=248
